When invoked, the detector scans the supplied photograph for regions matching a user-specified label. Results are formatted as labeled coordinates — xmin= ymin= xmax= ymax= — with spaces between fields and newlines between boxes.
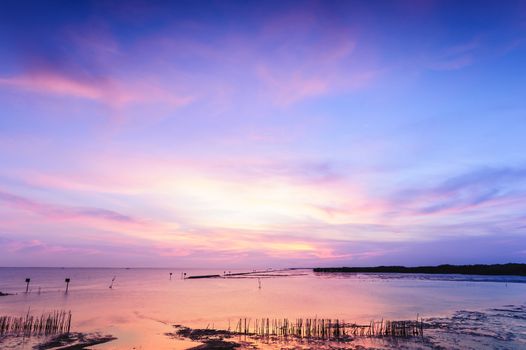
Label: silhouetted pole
xmin=169 ymin=272 xmax=172 ymax=280
xmin=65 ymin=278 xmax=70 ymax=293
xmin=25 ymin=278 xmax=30 ymax=293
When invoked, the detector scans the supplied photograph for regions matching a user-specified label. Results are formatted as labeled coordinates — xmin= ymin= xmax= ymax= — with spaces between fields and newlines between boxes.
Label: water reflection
xmin=1 ymin=267 xmax=525 ymax=349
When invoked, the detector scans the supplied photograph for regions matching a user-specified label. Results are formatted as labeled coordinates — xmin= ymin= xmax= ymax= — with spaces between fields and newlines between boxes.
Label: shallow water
xmin=1 ymin=267 xmax=525 ymax=349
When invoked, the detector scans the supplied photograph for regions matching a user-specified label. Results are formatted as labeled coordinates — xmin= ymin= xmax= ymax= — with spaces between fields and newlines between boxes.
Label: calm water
xmin=1 ymin=267 xmax=526 ymax=349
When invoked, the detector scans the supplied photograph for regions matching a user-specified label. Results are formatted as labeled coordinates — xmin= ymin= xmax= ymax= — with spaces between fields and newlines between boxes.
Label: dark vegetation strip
xmin=313 ymin=263 xmax=526 ymax=276
xmin=168 ymin=317 xmax=424 ymax=345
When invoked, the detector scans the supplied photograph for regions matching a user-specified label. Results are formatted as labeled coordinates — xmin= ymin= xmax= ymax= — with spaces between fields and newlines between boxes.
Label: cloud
xmin=429 ymin=38 xmax=480 ymax=70
xmin=0 ymin=189 xmax=138 ymax=224
xmin=0 ymin=236 xmax=101 ymax=256
xmin=390 ymin=166 xmax=526 ymax=216
xmin=0 ymin=72 xmax=193 ymax=110
xmin=251 ymin=9 xmax=377 ymax=105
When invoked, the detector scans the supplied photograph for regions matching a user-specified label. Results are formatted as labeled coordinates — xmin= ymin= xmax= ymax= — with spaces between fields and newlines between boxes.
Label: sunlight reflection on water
xmin=1 ymin=267 xmax=525 ymax=349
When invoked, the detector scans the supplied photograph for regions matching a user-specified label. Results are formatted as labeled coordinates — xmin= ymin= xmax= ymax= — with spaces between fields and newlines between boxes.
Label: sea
xmin=1 ymin=267 xmax=526 ymax=349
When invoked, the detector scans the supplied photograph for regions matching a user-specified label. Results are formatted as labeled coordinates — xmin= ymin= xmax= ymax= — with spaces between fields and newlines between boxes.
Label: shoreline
xmin=314 ymin=263 xmax=526 ymax=276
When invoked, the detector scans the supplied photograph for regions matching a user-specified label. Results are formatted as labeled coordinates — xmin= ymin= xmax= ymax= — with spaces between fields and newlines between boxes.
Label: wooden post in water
xmin=169 ymin=272 xmax=172 ymax=280
xmin=64 ymin=278 xmax=70 ymax=293
xmin=109 ymin=276 xmax=116 ymax=289
xmin=25 ymin=278 xmax=30 ymax=293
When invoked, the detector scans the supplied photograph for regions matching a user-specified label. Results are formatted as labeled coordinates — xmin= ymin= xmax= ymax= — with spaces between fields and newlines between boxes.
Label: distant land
xmin=313 ymin=263 xmax=526 ymax=276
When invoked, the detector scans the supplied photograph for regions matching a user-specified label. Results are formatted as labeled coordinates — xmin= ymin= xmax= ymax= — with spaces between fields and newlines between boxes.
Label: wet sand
xmin=1 ymin=304 xmax=526 ymax=349
xmin=165 ymin=304 xmax=526 ymax=349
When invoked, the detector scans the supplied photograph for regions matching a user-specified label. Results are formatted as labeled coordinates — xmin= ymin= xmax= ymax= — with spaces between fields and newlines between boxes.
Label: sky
xmin=0 ymin=0 xmax=525 ymax=268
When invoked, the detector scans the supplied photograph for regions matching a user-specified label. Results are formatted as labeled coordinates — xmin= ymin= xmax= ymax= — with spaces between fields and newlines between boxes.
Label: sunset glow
xmin=1 ymin=0 xmax=525 ymax=267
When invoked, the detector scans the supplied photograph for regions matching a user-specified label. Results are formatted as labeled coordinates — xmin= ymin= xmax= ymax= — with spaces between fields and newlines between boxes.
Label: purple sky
xmin=1 ymin=0 xmax=526 ymax=267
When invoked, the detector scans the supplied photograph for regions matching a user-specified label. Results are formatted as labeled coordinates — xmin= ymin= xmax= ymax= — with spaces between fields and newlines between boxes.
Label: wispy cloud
xmin=390 ymin=166 xmax=526 ymax=216
xmin=425 ymin=37 xmax=481 ymax=71
xmin=0 ymin=72 xmax=194 ymax=110
xmin=0 ymin=189 xmax=136 ymax=223
xmin=0 ymin=237 xmax=100 ymax=255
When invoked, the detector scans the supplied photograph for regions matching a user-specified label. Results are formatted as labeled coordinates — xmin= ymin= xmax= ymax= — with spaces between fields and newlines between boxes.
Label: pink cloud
xmin=119 ymin=9 xmax=377 ymax=108
xmin=256 ymin=66 xmax=329 ymax=105
xmin=2 ymin=238 xmax=100 ymax=256
xmin=0 ymin=190 xmax=134 ymax=223
xmin=0 ymin=72 xmax=193 ymax=110
xmin=0 ymin=74 xmax=102 ymax=100
xmin=0 ymin=15 xmax=194 ymax=112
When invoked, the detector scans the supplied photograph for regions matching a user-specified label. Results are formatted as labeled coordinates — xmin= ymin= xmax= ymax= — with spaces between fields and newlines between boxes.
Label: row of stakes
xmin=169 ymin=272 xmax=262 ymax=288
xmin=22 ymin=271 xmax=250 ymax=294
xmin=22 ymin=272 xmax=186 ymax=294
xmin=23 ymin=275 xmax=119 ymax=294
xmin=169 ymin=272 xmax=190 ymax=279
xmin=22 ymin=272 xmax=190 ymax=295
xmin=24 ymin=278 xmax=70 ymax=293
xmin=169 ymin=271 xmax=236 ymax=279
